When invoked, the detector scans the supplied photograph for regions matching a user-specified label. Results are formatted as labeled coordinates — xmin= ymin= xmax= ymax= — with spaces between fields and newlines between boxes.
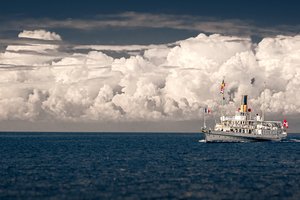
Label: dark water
xmin=0 ymin=132 xmax=299 ymax=200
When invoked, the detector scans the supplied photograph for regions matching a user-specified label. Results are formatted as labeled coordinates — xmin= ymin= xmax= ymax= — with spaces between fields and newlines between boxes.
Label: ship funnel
xmin=240 ymin=95 xmax=248 ymax=113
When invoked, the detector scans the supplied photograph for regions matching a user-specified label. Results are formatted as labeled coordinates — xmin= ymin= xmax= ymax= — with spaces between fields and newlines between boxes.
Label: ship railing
xmin=256 ymin=128 xmax=282 ymax=135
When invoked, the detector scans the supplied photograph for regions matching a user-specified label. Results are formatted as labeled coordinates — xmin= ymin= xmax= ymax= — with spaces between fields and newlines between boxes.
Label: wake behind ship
xmin=201 ymin=83 xmax=288 ymax=142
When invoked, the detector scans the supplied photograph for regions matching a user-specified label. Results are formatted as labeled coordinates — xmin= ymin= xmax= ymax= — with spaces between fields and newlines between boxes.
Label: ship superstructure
xmin=202 ymin=80 xmax=288 ymax=142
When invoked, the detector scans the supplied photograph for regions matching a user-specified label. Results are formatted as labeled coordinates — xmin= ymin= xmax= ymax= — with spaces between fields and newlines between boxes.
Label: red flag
xmin=283 ymin=119 xmax=289 ymax=128
xmin=204 ymin=108 xmax=211 ymax=114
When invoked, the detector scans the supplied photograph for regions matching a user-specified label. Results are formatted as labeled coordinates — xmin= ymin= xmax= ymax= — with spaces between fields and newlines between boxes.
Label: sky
xmin=0 ymin=0 xmax=299 ymax=132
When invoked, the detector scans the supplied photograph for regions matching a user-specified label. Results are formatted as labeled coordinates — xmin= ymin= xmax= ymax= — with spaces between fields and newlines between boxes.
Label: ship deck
xmin=204 ymin=130 xmax=286 ymax=142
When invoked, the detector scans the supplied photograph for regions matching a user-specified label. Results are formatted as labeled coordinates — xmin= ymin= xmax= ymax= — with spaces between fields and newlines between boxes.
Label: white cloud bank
xmin=0 ymin=30 xmax=300 ymax=123
xmin=18 ymin=30 xmax=62 ymax=41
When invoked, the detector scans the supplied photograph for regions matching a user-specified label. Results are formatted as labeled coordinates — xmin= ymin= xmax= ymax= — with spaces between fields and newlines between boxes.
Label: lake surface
xmin=0 ymin=132 xmax=299 ymax=199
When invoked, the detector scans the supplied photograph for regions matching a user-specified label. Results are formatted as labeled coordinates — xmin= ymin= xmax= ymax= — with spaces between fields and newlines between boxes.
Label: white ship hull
xmin=204 ymin=130 xmax=287 ymax=142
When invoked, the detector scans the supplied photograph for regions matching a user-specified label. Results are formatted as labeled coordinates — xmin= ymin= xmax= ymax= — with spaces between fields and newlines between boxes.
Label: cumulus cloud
xmin=0 ymin=30 xmax=62 ymax=66
xmin=18 ymin=30 xmax=62 ymax=41
xmin=0 ymin=30 xmax=300 ymax=123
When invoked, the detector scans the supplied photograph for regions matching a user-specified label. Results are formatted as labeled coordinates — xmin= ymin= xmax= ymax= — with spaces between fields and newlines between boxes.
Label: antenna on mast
xmin=262 ymin=81 xmax=266 ymax=121
xmin=203 ymin=107 xmax=206 ymax=129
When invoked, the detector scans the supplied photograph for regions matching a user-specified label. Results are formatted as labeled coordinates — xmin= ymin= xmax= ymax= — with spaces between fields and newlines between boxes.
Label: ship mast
xmin=262 ymin=81 xmax=266 ymax=121
xmin=203 ymin=107 xmax=206 ymax=129
xmin=220 ymin=77 xmax=226 ymax=118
